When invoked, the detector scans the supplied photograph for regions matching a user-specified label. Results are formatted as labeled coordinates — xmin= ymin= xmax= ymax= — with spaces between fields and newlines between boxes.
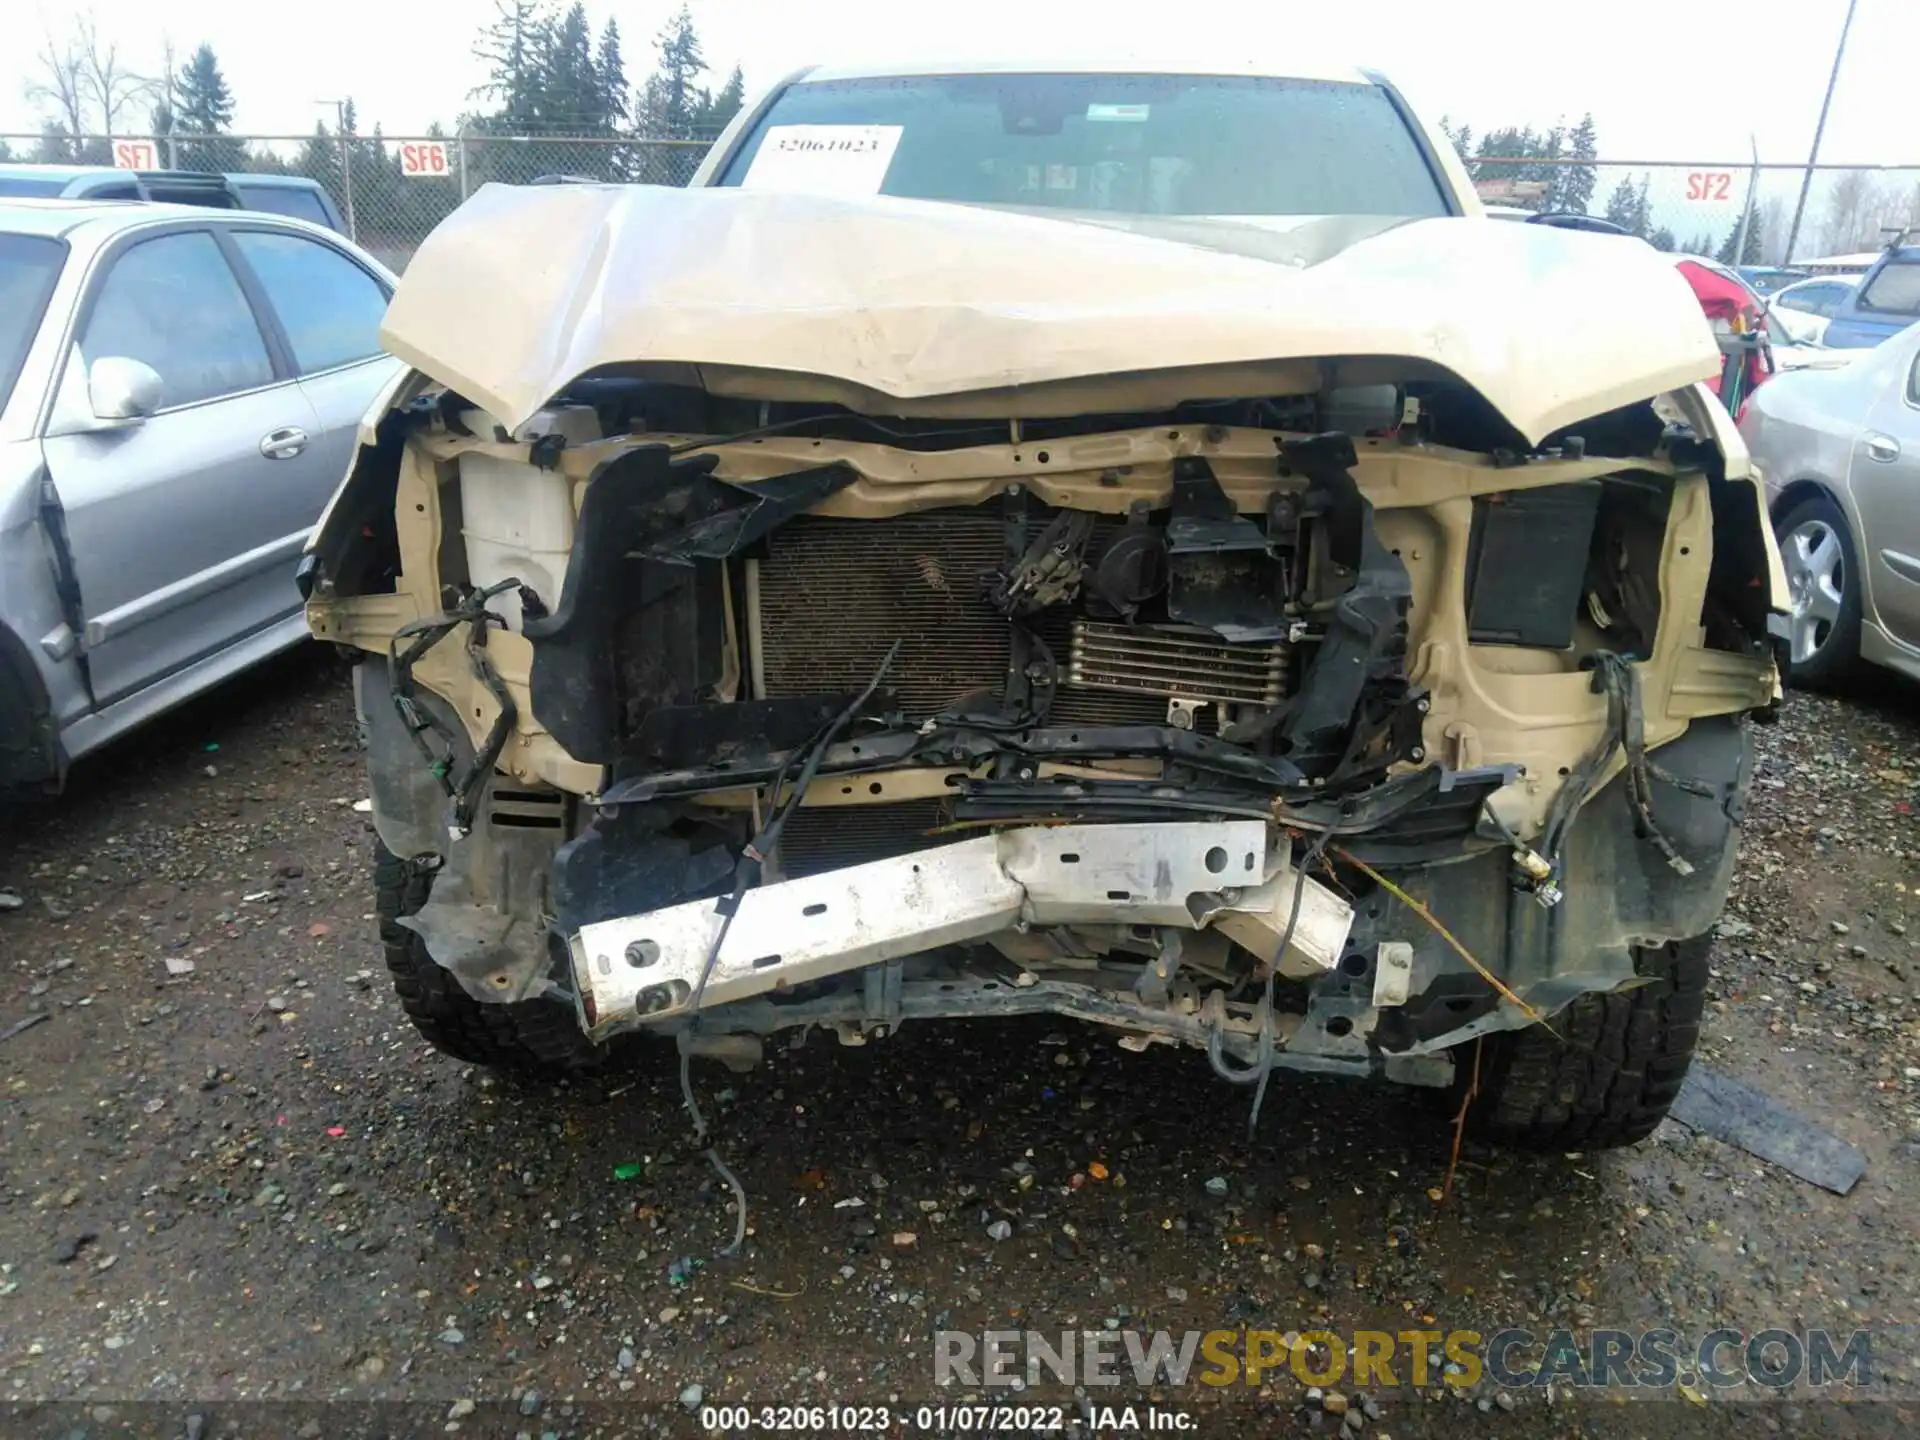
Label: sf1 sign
xmin=399 ymin=140 xmax=452 ymax=178
xmin=112 ymin=139 xmax=159 ymax=171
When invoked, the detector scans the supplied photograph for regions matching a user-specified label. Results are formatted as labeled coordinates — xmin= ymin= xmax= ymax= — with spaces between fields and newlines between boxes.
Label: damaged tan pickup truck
xmin=302 ymin=61 xmax=1789 ymax=1150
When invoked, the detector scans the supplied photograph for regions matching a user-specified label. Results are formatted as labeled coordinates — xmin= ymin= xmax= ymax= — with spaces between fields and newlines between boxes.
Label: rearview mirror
xmin=87 ymin=356 xmax=163 ymax=422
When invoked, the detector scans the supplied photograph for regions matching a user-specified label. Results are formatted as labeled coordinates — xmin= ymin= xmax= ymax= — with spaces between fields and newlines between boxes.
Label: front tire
xmin=374 ymin=843 xmax=605 ymax=1075
xmin=1461 ymin=936 xmax=1708 ymax=1151
xmin=1775 ymin=492 xmax=1863 ymax=686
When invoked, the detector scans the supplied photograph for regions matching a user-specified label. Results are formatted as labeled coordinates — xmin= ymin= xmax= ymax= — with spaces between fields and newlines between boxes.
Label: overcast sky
xmin=5 ymin=0 xmax=1908 ymax=168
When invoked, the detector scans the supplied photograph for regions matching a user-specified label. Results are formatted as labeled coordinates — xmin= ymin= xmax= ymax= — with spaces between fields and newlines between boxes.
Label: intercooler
xmin=755 ymin=505 xmax=1288 ymax=733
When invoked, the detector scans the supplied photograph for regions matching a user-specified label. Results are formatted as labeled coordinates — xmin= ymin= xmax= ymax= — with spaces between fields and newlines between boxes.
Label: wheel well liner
xmin=0 ymin=621 xmax=61 ymax=793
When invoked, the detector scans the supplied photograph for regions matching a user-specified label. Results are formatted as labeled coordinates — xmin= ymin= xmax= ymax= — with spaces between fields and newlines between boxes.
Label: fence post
xmin=341 ymin=138 xmax=357 ymax=241
xmin=1732 ymin=138 xmax=1759 ymax=267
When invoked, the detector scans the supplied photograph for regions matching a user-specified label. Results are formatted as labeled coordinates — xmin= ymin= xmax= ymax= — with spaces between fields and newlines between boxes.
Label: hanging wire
xmin=673 ymin=640 xmax=904 ymax=1258
xmin=1207 ymin=829 xmax=1335 ymax=1140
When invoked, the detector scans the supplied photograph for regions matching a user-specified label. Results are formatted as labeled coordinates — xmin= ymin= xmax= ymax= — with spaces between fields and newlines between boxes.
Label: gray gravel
xmin=1 ymin=648 xmax=1916 ymax=1438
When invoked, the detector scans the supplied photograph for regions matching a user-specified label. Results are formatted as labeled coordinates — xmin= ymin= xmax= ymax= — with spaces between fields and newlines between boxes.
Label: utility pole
xmin=1784 ymin=0 xmax=1860 ymax=266
xmin=316 ymin=98 xmax=356 ymax=240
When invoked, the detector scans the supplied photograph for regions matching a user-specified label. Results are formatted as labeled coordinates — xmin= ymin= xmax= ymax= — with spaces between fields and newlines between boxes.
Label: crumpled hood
xmin=379 ymin=182 xmax=1720 ymax=445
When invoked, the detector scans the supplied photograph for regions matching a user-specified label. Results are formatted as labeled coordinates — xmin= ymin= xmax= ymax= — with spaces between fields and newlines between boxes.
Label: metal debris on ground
xmin=1669 ymin=1066 xmax=1866 ymax=1195
xmin=0 ymin=1013 xmax=50 ymax=1044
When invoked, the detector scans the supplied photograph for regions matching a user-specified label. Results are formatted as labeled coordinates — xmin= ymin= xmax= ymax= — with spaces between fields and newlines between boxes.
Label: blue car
xmin=1737 ymin=265 xmax=1810 ymax=296
xmin=1822 ymin=239 xmax=1920 ymax=349
xmin=0 ymin=165 xmax=347 ymax=234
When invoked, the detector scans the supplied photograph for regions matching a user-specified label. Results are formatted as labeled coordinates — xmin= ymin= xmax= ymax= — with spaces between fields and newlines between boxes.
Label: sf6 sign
xmin=399 ymin=140 xmax=451 ymax=178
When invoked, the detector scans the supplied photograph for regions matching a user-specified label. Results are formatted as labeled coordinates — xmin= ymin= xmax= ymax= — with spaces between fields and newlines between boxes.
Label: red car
xmin=1674 ymin=255 xmax=1774 ymax=412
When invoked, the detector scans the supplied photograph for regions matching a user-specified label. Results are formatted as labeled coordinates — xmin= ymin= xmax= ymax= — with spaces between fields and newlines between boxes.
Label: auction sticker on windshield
xmin=741 ymin=124 xmax=903 ymax=195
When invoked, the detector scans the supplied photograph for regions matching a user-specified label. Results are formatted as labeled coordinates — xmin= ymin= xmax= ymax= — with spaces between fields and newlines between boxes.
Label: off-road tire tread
xmin=1466 ymin=937 xmax=1708 ymax=1150
xmin=374 ymin=844 xmax=602 ymax=1075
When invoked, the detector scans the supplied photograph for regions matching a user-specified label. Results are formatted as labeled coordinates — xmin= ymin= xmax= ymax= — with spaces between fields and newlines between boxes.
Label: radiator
xmin=757 ymin=510 xmax=1010 ymax=715
xmin=756 ymin=507 xmax=1287 ymax=731
xmin=777 ymin=798 xmax=950 ymax=878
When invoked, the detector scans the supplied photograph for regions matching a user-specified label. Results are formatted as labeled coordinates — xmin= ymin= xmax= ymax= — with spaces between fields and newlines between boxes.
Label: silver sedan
xmin=1 ymin=199 xmax=401 ymax=793
xmin=1739 ymin=321 xmax=1920 ymax=685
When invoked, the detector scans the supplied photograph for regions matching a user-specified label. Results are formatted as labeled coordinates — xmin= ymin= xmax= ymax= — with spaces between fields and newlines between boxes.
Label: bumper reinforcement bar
xmin=569 ymin=822 xmax=1354 ymax=1041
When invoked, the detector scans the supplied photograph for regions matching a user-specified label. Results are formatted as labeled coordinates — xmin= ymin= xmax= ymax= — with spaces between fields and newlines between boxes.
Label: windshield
xmin=716 ymin=73 xmax=1451 ymax=219
xmin=1859 ymin=259 xmax=1920 ymax=316
xmin=0 ymin=234 xmax=66 ymax=415
xmin=231 ymin=183 xmax=334 ymax=228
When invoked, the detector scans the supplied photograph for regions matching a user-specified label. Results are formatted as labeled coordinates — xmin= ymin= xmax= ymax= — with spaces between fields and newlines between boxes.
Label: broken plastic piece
xmin=1669 ymin=1066 xmax=1864 ymax=1194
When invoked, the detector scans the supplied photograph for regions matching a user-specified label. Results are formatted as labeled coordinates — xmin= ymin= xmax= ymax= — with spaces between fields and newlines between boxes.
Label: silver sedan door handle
xmin=1864 ymin=432 xmax=1901 ymax=464
xmin=260 ymin=426 xmax=308 ymax=460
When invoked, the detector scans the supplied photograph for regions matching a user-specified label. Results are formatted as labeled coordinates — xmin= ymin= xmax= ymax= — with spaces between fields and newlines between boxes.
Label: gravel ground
xmin=2 ymin=647 xmax=1917 ymax=1439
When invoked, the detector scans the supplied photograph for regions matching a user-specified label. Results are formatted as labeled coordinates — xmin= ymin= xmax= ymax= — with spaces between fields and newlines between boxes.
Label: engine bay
xmin=303 ymin=370 xmax=1781 ymax=1074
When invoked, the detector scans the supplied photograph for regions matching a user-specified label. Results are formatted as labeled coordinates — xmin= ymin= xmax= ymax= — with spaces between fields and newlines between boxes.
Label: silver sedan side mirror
xmin=87 ymin=356 xmax=164 ymax=422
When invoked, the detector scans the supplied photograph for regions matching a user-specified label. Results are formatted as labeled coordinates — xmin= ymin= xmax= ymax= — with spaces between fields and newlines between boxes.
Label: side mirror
xmin=87 ymin=356 xmax=163 ymax=423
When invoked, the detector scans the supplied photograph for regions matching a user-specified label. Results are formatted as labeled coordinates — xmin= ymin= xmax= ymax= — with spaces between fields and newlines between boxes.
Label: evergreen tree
xmin=1602 ymin=174 xmax=1652 ymax=237
xmin=33 ymin=122 xmax=78 ymax=165
xmin=294 ymin=120 xmax=342 ymax=199
xmin=595 ymin=18 xmax=628 ymax=128
xmin=1560 ymin=114 xmax=1598 ymax=215
xmin=1714 ymin=213 xmax=1766 ymax=266
xmin=461 ymin=2 xmax=741 ymax=186
xmin=174 ymin=44 xmax=244 ymax=171
xmin=695 ymin=65 xmax=745 ymax=132
xmin=538 ymin=2 xmax=598 ymax=130
xmin=652 ymin=4 xmax=708 ymax=136
xmin=1648 ymin=225 xmax=1678 ymax=252
xmin=472 ymin=0 xmax=547 ymax=130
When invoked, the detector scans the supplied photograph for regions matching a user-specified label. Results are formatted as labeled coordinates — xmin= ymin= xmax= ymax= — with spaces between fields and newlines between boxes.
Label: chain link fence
xmin=6 ymin=134 xmax=1915 ymax=276
xmin=0 ymin=131 xmax=724 ymax=272
xmin=1469 ymin=157 xmax=1920 ymax=268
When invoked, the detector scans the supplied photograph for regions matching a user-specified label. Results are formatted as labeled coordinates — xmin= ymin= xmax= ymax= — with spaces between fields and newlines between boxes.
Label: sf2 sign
xmin=399 ymin=140 xmax=451 ymax=178
xmin=111 ymin=139 xmax=158 ymax=171
xmin=1687 ymin=171 xmax=1734 ymax=202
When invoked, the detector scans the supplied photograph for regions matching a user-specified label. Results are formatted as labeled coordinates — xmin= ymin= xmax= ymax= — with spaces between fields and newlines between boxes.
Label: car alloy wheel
xmin=1780 ymin=516 xmax=1846 ymax=665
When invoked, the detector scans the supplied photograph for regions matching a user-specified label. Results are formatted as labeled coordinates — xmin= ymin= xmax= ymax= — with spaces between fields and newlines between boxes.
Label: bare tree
xmin=25 ymin=23 xmax=88 ymax=143
xmin=73 ymin=15 xmax=157 ymax=137
xmin=23 ymin=13 xmax=158 ymax=143
xmin=1815 ymin=171 xmax=1898 ymax=256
